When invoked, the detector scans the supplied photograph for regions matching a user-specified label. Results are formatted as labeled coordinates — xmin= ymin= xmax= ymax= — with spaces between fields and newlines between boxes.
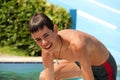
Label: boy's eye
xmin=35 ymin=38 xmax=42 ymax=42
xmin=34 ymin=32 xmax=50 ymax=42
xmin=43 ymin=34 xmax=49 ymax=38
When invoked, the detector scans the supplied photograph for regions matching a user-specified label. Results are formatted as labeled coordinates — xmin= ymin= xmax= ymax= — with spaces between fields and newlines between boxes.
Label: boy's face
xmin=31 ymin=26 xmax=58 ymax=52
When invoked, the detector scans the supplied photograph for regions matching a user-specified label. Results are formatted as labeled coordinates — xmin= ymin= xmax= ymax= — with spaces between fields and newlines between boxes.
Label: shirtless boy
xmin=28 ymin=12 xmax=117 ymax=80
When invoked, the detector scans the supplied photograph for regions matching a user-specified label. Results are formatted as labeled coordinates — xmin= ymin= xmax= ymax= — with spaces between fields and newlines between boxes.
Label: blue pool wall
xmin=47 ymin=0 xmax=120 ymax=65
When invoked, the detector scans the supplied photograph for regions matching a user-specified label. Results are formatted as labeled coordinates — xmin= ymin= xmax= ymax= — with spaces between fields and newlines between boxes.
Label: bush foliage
xmin=0 ymin=0 xmax=71 ymax=56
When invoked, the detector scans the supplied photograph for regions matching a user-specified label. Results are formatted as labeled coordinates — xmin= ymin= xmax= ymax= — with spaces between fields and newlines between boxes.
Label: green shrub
xmin=0 ymin=0 xmax=72 ymax=56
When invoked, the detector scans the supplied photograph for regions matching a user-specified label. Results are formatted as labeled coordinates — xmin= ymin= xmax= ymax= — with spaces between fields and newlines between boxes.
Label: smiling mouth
xmin=44 ymin=43 xmax=52 ymax=50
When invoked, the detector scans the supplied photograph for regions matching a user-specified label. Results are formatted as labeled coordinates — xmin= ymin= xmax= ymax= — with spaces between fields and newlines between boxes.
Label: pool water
xmin=0 ymin=62 xmax=42 ymax=80
xmin=0 ymin=62 xmax=120 ymax=80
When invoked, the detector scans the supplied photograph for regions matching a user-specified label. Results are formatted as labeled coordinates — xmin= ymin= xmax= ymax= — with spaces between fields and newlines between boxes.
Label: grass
xmin=0 ymin=46 xmax=28 ymax=56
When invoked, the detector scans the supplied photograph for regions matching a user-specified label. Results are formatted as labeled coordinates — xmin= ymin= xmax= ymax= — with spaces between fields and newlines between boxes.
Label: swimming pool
xmin=0 ymin=62 xmax=120 ymax=80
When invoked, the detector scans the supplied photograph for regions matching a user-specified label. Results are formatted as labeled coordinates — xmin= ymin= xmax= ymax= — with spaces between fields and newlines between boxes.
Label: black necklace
xmin=56 ymin=35 xmax=63 ymax=64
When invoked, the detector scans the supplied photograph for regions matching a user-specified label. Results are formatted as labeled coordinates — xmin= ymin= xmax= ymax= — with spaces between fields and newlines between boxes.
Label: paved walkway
xmin=0 ymin=56 xmax=42 ymax=62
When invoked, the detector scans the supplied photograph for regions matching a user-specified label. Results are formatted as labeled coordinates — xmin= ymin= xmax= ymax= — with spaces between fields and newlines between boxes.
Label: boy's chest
xmin=60 ymin=48 xmax=78 ymax=61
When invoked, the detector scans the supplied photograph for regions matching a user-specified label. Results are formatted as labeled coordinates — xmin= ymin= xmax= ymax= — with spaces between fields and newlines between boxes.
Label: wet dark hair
xmin=28 ymin=12 xmax=54 ymax=33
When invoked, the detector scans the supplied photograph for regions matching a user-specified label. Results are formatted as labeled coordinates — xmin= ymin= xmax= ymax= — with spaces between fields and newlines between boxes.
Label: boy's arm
xmin=42 ymin=50 xmax=54 ymax=80
xmin=78 ymin=49 xmax=94 ymax=80
xmin=44 ymin=62 xmax=54 ymax=80
xmin=71 ymin=43 xmax=94 ymax=80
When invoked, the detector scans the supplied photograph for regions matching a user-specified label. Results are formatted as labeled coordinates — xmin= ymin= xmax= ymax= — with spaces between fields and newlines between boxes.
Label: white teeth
xmin=45 ymin=44 xmax=51 ymax=49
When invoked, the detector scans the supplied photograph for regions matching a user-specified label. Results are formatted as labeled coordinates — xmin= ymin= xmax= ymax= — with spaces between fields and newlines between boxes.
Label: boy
xmin=28 ymin=12 xmax=117 ymax=80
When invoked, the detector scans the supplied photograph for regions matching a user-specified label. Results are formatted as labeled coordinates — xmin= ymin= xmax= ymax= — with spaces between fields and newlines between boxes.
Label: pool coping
xmin=0 ymin=56 xmax=42 ymax=62
xmin=0 ymin=56 xmax=120 ymax=69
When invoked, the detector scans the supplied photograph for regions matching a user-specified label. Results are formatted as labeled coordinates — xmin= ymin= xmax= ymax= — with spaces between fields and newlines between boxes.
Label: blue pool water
xmin=0 ymin=62 xmax=120 ymax=80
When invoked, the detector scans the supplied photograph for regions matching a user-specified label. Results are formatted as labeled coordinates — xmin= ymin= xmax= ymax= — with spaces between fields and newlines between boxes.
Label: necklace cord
xmin=56 ymin=35 xmax=63 ymax=64
xmin=58 ymin=36 xmax=63 ymax=59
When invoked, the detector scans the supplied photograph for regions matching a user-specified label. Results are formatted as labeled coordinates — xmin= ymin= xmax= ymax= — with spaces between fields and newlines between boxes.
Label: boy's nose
xmin=42 ymin=39 xmax=48 ymax=45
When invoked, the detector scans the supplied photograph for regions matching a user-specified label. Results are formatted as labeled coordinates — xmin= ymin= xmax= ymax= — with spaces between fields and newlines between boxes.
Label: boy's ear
xmin=53 ymin=25 xmax=58 ymax=33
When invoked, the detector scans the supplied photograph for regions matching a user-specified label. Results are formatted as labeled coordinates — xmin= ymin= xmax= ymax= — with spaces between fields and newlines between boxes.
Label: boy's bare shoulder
xmin=58 ymin=29 xmax=89 ymax=38
xmin=59 ymin=29 xmax=89 ymax=34
xmin=59 ymin=29 xmax=77 ymax=33
xmin=58 ymin=29 xmax=77 ymax=39
xmin=58 ymin=29 xmax=87 ymax=45
xmin=58 ymin=29 xmax=98 ymax=46
xmin=58 ymin=29 xmax=82 ymax=36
